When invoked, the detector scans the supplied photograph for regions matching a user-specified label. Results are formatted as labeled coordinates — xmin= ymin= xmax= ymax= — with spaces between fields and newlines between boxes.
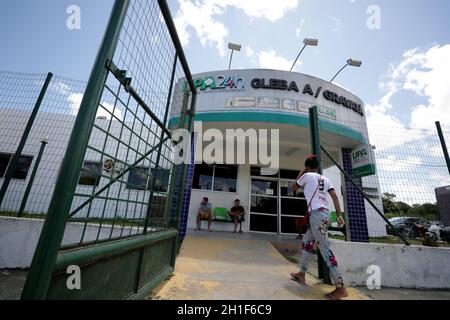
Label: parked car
xmin=440 ymin=226 xmax=450 ymax=243
xmin=386 ymin=217 xmax=433 ymax=239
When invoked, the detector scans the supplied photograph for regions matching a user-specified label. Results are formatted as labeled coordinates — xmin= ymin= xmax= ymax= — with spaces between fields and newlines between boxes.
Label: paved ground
xmin=149 ymin=234 xmax=369 ymax=300
xmin=0 ymin=270 xmax=27 ymax=300
xmin=2 ymin=230 xmax=450 ymax=300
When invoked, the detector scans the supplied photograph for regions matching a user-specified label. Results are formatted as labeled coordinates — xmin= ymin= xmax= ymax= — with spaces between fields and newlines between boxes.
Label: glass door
xmin=249 ymin=178 xmax=278 ymax=233
xmin=279 ymin=179 xmax=307 ymax=235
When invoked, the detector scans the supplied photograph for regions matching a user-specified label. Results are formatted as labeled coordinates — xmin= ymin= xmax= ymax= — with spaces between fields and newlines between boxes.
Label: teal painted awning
xmin=169 ymin=110 xmax=368 ymax=145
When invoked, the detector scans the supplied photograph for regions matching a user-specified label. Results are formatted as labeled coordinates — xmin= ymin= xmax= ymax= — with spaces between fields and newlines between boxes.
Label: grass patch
xmin=328 ymin=234 xmax=450 ymax=247
xmin=0 ymin=211 xmax=45 ymax=220
xmin=1 ymin=212 xmax=171 ymax=229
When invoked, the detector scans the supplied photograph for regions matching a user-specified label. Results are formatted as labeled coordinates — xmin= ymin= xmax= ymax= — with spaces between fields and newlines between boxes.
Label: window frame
xmin=126 ymin=166 xmax=171 ymax=192
xmin=0 ymin=152 xmax=34 ymax=180
xmin=78 ymin=161 xmax=102 ymax=187
xmin=193 ymin=163 xmax=239 ymax=193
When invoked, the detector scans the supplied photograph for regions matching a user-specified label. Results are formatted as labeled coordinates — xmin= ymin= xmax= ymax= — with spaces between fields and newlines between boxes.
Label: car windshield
xmin=389 ymin=217 xmax=407 ymax=224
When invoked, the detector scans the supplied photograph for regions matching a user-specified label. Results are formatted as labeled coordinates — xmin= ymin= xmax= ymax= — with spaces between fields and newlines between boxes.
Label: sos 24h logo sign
xmin=190 ymin=75 xmax=245 ymax=91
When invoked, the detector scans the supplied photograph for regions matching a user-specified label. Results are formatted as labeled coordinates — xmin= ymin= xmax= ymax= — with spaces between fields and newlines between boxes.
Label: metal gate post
xmin=436 ymin=121 xmax=450 ymax=175
xmin=17 ymin=139 xmax=48 ymax=217
xmin=0 ymin=72 xmax=53 ymax=207
xmin=21 ymin=0 xmax=131 ymax=300
xmin=309 ymin=106 xmax=332 ymax=285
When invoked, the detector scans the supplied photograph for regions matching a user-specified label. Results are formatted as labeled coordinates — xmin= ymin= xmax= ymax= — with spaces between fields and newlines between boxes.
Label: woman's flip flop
xmin=290 ymin=273 xmax=306 ymax=285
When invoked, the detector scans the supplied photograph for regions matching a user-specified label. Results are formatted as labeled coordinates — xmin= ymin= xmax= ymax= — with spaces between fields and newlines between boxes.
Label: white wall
xmin=188 ymin=165 xmax=250 ymax=232
xmin=331 ymin=240 xmax=450 ymax=289
xmin=0 ymin=216 xmax=140 ymax=268
xmin=0 ymin=109 xmax=169 ymax=219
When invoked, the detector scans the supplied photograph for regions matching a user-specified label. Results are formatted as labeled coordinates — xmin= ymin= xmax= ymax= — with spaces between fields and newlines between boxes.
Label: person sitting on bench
xmin=196 ymin=197 xmax=212 ymax=232
xmin=229 ymin=199 xmax=245 ymax=233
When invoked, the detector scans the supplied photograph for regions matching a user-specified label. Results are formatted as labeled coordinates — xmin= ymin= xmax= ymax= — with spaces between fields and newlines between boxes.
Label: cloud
xmin=366 ymin=44 xmax=450 ymax=151
xmin=50 ymin=81 xmax=70 ymax=96
xmin=245 ymin=46 xmax=297 ymax=71
xmin=67 ymin=92 xmax=83 ymax=116
xmin=174 ymin=0 xmax=299 ymax=56
xmin=376 ymin=155 xmax=423 ymax=172
xmin=332 ymin=17 xmax=341 ymax=32
xmin=258 ymin=50 xmax=296 ymax=71
xmin=98 ymin=102 xmax=123 ymax=121
xmin=67 ymin=93 xmax=123 ymax=120
xmin=365 ymin=45 xmax=450 ymax=205
xmin=371 ymin=44 xmax=450 ymax=130
xmin=244 ymin=46 xmax=256 ymax=64
xmin=296 ymin=18 xmax=305 ymax=38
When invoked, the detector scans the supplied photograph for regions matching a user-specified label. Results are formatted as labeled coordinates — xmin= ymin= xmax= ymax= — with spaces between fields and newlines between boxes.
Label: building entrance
xmin=249 ymin=167 xmax=307 ymax=235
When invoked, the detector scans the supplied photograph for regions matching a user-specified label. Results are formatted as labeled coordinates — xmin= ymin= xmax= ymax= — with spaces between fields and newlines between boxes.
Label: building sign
xmin=225 ymin=97 xmax=256 ymax=107
xmin=226 ymin=98 xmax=337 ymax=121
xmin=258 ymin=97 xmax=280 ymax=108
xmin=298 ymin=103 xmax=336 ymax=121
xmin=193 ymin=75 xmax=245 ymax=92
xmin=351 ymin=145 xmax=376 ymax=177
xmin=189 ymin=73 xmax=364 ymax=117
xmin=251 ymin=78 xmax=364 ymax=116
xmin=322 ymin=90 xmax=364 ymax=116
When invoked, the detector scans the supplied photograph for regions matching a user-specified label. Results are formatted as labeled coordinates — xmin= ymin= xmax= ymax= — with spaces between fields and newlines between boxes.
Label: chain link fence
xmin=0 ymin=71 xmax=86 ymax=217
xmin=319 ymin=116 xmax=450 ymax=249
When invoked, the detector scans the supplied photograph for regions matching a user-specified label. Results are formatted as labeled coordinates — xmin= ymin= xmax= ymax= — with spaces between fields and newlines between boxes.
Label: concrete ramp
xmin=150 ymin=236 xmax=368 ymax=300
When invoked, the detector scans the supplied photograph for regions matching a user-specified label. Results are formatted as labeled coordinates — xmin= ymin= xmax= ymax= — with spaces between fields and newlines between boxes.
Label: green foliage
xmin=382 ymin=193 xmax=439 ymax=220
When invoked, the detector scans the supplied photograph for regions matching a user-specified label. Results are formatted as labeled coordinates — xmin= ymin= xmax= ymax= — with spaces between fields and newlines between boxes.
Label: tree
xmin=382 ymin=193 xmax=398 ymax=214
xmin=396 ymin=201 xmax=411 ymax=214
xmin=410 ymin=203 xmax=439 ymax=219
xmin=382 ymin=193 xmax=439 ymax=220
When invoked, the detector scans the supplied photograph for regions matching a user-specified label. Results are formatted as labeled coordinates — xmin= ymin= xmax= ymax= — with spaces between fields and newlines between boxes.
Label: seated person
xmin=229 ymin=199 xmax=245 ymax=233
xmin=196 ymin=197 xmax=212 ymax=232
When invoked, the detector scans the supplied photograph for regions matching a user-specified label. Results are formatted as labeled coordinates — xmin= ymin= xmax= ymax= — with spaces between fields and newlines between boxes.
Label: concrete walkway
xmin=150 ymin=234 xmax=369 ymax=300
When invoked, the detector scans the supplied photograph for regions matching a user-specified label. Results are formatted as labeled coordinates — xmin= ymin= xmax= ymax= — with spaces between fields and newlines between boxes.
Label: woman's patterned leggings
xmin=299 ymin=208 xmax=344 ymax=287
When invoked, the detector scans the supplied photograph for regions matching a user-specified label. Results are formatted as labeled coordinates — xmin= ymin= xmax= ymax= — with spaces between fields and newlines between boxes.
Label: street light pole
xmin=228 ymin=42 xmax=241 ymax=70
xmin=290 ymin=38 xmax=319 ymax=72
xmin=330 ymin=58 xmax=362 ymax=83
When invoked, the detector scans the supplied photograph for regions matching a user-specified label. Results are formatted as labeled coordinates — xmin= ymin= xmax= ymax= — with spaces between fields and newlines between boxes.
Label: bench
xmin=199 ymin=207 xmax=245 ymax=231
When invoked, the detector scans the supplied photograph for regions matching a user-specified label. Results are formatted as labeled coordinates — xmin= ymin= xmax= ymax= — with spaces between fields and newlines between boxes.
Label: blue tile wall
xmin=342 ymin=148 xmax=369 ymax=242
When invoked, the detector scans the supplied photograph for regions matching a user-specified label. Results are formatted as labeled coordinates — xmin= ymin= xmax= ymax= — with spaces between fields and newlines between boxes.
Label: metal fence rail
xmin=0 ymin=71 xmax=87 ymax=217
xmin=318 ymin=116 xmax=450 ymax=249
xmin=20 ymin=0 xmax=196 ymax=300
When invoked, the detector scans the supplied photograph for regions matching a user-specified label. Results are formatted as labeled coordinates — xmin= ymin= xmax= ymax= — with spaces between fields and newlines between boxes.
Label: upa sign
xmin=351 ymin=146 xmax=376 ymax=177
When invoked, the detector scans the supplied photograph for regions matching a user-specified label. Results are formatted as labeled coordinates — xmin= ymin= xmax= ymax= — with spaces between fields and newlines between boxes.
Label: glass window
xmin=127 ymin=167 xmax=149 ymax=190
xmin=147 ymin=195 xmax=167 ymax=219
xmin=251 ymin=196 xmax=278 ymax=215
xmin=0 ymin=153 xmax=12 ymax=177
xmin=280 ymin=169 xmax=300 ymax=180
xmin=281 ymin=198 xmax=307 ymax=216
xmin=193 ymin=163 xmax=237 ymax=193
xmin=281 ymin=216 xmax=298 ymax=234
xmin=251 ymin=179 xmax=278 ymax=196
xmin=150 ymin=168 xmax=170 ymax=192
xmin=13 ymin=156 xmax=33 ymax=180
xmin=192 ymin=163 xmax=214 ymax=190
xmin=250 ymin=166 xmax=278 ymax=178
xmin=280 ymin=181 xmax=304 ymax=197
xmin=0 ymin=153 xmax=34 ymax=180
xmin=213 ymin=164 xmax=237 ymax=192
xmin=79 ymin=161 xmax=102 ymax=186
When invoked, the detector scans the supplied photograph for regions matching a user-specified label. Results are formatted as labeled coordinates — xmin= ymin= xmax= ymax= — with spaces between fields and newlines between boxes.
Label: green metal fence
xmin=21 ymin=0 xmax=196 ymax=300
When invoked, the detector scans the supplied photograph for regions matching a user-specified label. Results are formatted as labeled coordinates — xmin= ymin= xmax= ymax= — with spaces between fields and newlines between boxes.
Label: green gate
xmin=21 ymin=0 xmax=196 ymax=300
